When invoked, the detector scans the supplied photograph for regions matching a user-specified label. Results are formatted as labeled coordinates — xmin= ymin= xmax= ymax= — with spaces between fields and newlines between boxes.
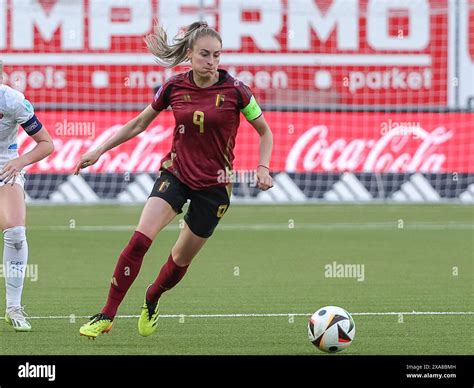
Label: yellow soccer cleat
xmin=79 ymin=313 xmax=113 ymax=339
xmin=5 ymin=306 xmax=32 ymax=332
xmin=138 ymin=286 xmax=160 ymax=337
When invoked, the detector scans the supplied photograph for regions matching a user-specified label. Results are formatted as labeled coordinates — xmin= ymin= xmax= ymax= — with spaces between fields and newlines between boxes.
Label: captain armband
xmin=240 ymin=96 xmax=262 ymax=121
xmin=21 ymin=114 xmax=43 ymax=136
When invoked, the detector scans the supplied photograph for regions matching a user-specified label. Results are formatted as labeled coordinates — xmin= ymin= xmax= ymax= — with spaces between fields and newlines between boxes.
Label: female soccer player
xmin=75 ymin=22 xmax=273 ymax=338
xmin=0 ymin=61 xmax=54 ymax=331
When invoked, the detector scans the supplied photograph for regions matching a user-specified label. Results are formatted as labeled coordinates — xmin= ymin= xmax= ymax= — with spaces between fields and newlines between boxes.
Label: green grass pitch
xmin=1 ymin=204 xmax=472 ymax=355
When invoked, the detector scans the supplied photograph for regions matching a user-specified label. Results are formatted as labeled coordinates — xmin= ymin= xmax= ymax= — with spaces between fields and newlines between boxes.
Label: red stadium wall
xmin=2 ymin=0 xmax=473 ymax=202
xmin=18 ymin=111 xmax=473 ymax=174
xmin=1 ymin=0 xmax=472 ymax=108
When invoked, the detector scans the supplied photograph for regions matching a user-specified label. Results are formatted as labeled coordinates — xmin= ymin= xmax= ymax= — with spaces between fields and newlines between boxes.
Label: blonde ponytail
xmin=144 ymin=21 xmax=222 ymax=68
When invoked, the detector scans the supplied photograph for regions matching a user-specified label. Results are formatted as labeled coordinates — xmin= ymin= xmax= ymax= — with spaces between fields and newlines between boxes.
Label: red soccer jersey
xmin=151 ymin=69 xmax=261 ymax=190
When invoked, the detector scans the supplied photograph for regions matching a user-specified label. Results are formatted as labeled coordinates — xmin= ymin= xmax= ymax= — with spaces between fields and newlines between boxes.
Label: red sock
xmin=146 ymin=254 xmax=189 ymax=303
xmin=102 ymin=231 xmax=152 ymax=319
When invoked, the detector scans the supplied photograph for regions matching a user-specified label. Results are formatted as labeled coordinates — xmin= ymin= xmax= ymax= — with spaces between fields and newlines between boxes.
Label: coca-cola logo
xmin=286 ymin=124 xmax=453 ymax=173
xmin=18 ymin=124 xmax=173 ymax=173
xmin=13 ymin=111 xmax=468 ymax=174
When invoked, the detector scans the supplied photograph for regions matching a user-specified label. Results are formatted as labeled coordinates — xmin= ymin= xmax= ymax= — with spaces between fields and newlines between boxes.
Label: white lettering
xmin=348 ymin=69 xmax=432 ymax=93
xmin=2 ymin=68 xmax=66 ymax=92
xmin=1 ymin=0 xmax=433 ymax=55
xmin=18 ymin=362 xmax=55 ymax=382
xmin=221 ymin=0 xmax=282 ymax=50
xmin=324 ymin=261 xmax=365 ymax=282
xmin=286 ymin=124 xmax=452 ymax=173
xmin=89 ymin=0 xmax=151 ymax=49
xmin=288 ymin=0 xmax=358 ymax=50
xmin=367 ymin=0 xmax=429 ymax=50
xmin=159 ymin=0 xmax=216 ymax=41
xmin=12 ymin=0 xmax=83 ymax=49
xmin=227 ymin=67 xmax=288 ymax=89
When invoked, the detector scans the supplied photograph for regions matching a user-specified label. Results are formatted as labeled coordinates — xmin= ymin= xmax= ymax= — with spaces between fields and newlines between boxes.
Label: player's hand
xmin=74 ymin=149 xmax=101 ymax=175
xmin=256 ymin=165 xmax=273 ymax=191
xmin=0 ymin=157 xmax=26 ymax=185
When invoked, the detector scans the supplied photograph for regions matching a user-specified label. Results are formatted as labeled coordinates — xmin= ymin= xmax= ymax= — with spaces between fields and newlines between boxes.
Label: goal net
xmin=1 ymin=0 xmax=473 ymax=203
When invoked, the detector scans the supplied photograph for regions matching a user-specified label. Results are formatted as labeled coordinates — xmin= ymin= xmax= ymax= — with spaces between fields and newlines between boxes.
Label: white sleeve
xmin=5 ymin=87 xmax=35 ymax=125
xmin=5 ymin=87 xmax=43 ymax=135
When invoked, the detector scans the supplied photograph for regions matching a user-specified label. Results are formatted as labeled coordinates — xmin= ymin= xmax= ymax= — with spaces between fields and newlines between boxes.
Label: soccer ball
xmin=307 ymin=306 xmax=355 ymax=353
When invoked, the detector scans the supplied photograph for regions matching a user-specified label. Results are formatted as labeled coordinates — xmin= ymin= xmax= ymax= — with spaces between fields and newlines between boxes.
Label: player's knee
xmin=3 ymin=226 xmax=27 ymax=250
xmin=171 ymin=251 xmax=182 ymax=265
xmin=125 ymin=230 xmax=153 ymax=258
xmin=135 ymin=225 xmax=155 ymax=242
xmin=171 ymin=251 xmax=192 ymax=267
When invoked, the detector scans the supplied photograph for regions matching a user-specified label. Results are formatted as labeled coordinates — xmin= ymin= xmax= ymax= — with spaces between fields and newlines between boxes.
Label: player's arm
xmin=19 ymin=127 xmax=54 ymax=166
xmin=0 ymin=94 xmax=55 ymax=184
xmin=0 ymin=127 xmax=54 ymax=185
xmin=249 ymin=114 xmax=273 ymax=191
xmin=239 ymin=92 xmax=273 ymax=191
xmin=74 ymin=105 xmax=160 ymax=174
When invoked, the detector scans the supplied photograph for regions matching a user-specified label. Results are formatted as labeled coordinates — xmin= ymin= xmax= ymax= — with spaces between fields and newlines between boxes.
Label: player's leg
xmin=79 ymin=197 xmax=177 ymax=339
xmin=138 ymin=224 xmax=207 ymax=337
xmin=138 ymin=185 xmax=230 ymax=336
xmin=148 ymin=223 xmax=207 ymax=299
xmin=0 ymin=181 xmax=31 ymax=332
xmin=80 ymin=171 xmax=187 ymax=338
xmin=100 ymin=197 xmax=177 ymax=316
xmin=147 ymin=184 xmax=230 ymax=301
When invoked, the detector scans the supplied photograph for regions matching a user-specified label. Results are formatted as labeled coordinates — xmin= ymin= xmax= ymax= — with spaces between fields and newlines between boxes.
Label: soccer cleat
xmin=5 ymin=306 xmax=32 ymax=332
xmin=79 ymin=313 xmax=113 ymax=339
xmin=138 ymin=286 xmax=160 ymax=337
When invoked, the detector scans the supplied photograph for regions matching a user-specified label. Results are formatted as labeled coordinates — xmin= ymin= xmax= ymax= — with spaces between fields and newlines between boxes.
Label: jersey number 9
xmin=193 ymin=111 xmax=205 ymax=133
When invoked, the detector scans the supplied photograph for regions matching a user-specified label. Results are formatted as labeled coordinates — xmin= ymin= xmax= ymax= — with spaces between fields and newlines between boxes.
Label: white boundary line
xmin=19 ymin=311 xmax=474 ymax=320
xmin=28 ymin=222 xmax=474 ymax=232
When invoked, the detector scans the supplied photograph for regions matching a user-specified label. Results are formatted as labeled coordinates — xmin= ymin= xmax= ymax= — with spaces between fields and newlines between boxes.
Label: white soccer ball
xmin=307 ymin=306 xmax=356 ymax=353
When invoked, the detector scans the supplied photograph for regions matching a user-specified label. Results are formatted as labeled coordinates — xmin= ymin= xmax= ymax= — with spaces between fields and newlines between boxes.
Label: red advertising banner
xmin=18 ymin=111 xmax=473 ymax=174
xmin=0 ymin=0 xmax=454 ymax=106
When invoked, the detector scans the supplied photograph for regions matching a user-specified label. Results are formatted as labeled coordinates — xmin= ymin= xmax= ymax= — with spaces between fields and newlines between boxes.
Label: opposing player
xmin=0 ymin=61 xmax=55 ymax=331
xmin=75 ymin=22 xmax=273 ymax=338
